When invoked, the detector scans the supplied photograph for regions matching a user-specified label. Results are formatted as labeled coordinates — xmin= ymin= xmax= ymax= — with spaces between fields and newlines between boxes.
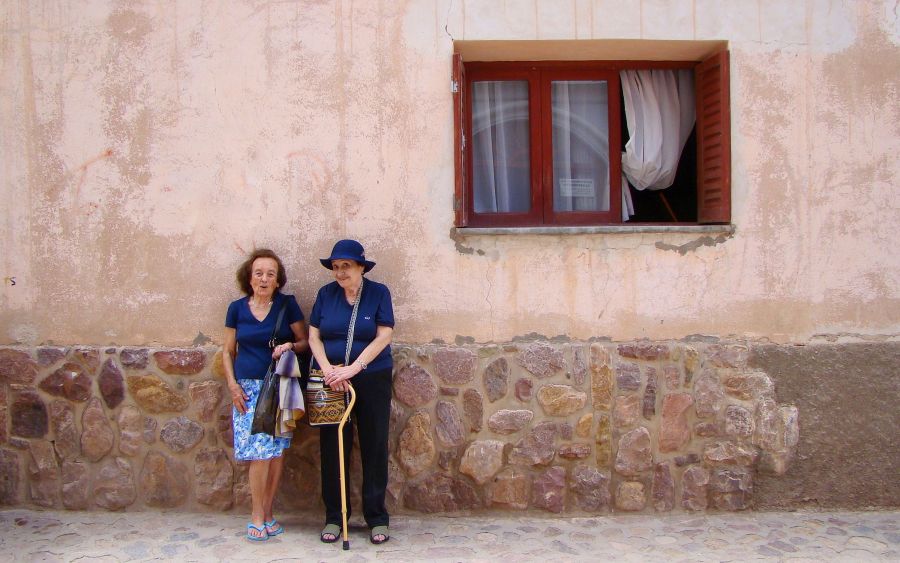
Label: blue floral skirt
xmin=233 ymin=379 xmax=291 ymax=461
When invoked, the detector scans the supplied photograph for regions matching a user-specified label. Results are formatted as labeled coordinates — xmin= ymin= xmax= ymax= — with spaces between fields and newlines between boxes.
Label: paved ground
xmin=1 ymin=508 xmax=897 ymax=562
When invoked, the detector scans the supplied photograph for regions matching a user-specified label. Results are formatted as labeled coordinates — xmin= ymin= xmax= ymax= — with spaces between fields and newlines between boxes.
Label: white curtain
xmin=620 ymin=69 xmax=695 ymax=220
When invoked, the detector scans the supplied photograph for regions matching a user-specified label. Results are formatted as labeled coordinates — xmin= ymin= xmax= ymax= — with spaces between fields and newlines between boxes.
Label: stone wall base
xmin=0 ymin=340 xmax=893 ymax=513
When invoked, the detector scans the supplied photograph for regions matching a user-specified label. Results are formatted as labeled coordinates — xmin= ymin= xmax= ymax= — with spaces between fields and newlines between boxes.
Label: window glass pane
xmin=551 ymin=80 xmax=609 ymax=212
xmin=471 ymin=81 xmax=531 ymax=213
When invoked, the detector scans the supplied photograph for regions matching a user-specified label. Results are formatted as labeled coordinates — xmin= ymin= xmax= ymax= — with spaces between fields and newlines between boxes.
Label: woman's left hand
xmin=272 ymin=342 xmax=293 ymax=359
xmin=324 ymin=363 xmax=362 ymax=390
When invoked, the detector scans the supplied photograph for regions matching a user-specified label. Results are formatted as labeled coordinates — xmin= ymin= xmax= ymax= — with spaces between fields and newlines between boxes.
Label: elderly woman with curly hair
xmin=223 ymin=248 xmax=308 ymax=542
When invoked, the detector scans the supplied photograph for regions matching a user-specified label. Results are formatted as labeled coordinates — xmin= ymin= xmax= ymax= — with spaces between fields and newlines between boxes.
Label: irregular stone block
xmin=755 ymin=401 xmax=799 ymax=475
xmin=71 ymin=348 xmax=100 ymax=374
xmin=211 ymin=350 xmax=225 ymax=378
xmin=393 ymin=364 xmax=438 ymax=408
xmin=571 ymin=465 xmax=610 ymax=511
xmin=663 ymin=365 xmax=681 ymax=389
xmin=725 ymin=404 xmax=754 ymax=438
xmin=617 ymin=341 xmax=671 ymax=361
xmin=120 ymin=348 xmax=149 ymax=370
xmin=575 ymin=413 xmax=592 ymax=437
xmin=695 ymin=421 xmax=721 ymax=437
xmin=705 ymin=345 xmax=749 ymax=368
xmin=0 ymin=386 xmax=7 ymax=444
xmin=439 ymin=386 xmax=459 ymax=396
xmin=532 ymin=466 xmax=566 ymax=513
xmin=674 ymin=453 xmax=701 ymax=466
xmin=693 ymin=370 xmax=724 ymax=418
xmin=189 ymin=380 xmax=223 ymax=422
xmin=60 ymin=460 xmax=90 ymax=510
xmin=683 ymin=346 xmax=699 ymax=384
xmin=36 ymin=347 xmax=67 ymax=367
xmin=514 ymin=377 xmax=533 ymax=402
xmin=537 ymin=384 xmax=586 ymax=417
xmin=11 ymin=390 xmax=48 ymax=438
xmin=49 ymin=400 xmax=80 ymax=460
xmin=459 ymin=440 xmax=504 ymax=484
xmin=652 ymin=462 xmax=674 ymax=512
xmin=682 ymin=465 xmax=710 ymax=511
xmin=98 ymin=359 xmax=125 ymax=409
xmin=160 ymin=416 xmax=204 ymax=453
xmin=144 ymin=416 xmax=158 ymax=444
xmin=487 ymin=409 xmax=533 ymax=434
xmin=709 ymin=468 xmax=753 ymax=510
xmin=216 ymin=403 xmax=232 ymax=448
xmin=117 ymin=405 xmax=144 ymax=457
xmin=398 ymin=411 xmax=435 ymax=477
xmin=643 ymin=370 xmax=658 ymax=419
xmin=462 ymin=389 xmax=483 ymax=432
xmin=722 ymin=370 xmax=775 ymax=402
xmin=558 ymin=443 xmax=591 ymax=459
xmin=194 ymin=448 xmax=233 ymax=510
xmin=659 ymin=393 xmax=693 ymax=452
xmin=126 ymin=374 xmax=189 ymax=413
xmin=404 ymin=472 xmax=481 ymax=512
xmin=571 ymin=347 xmax=587 ymax=386
xmin=614 ymin=426 xmax=652 ymax=475
xmin=433 ymin=347 xmax=476 ymax=385
xmin=703 ymin=441 xmax=759 ymax=466
xmin=482 ymin=357 xmax=509 ymax=402
xmin=615 ymin=363 xmax=642 ymax=391
xmin=28 ymin=441 xmax=59 ymax=507
xmin=435 ymin=401 xmax=464 ymax=447
xmin=153 ymin=350 xmax=206 ymax=375
xmin=516 ymin=343 xmax=565 ymax=378
xmin=0 ymin=448 xmax=20 ymax=505
xmin=615 ymin=481 xmax=646 ymax=511
xmin=488 ymin=466 xmax=530 ymax=510
xmin=590 ymin=364 xmax=613 ymax=410
xmin=0 ymin=348 xmax=38 ymax=385
xmin=81 ymin=398 xmax=114 ymax=462
xmin=509 ymin=421 xmax=558 ymax=466
xmin=141 ymin=450 xmax=189 ymax=507
xmin=560 ymin=422 xmax=573 ymax=440
xmin=94 ymin=457 xmax=136 ymax=510
xmin=437 ymin=450 xmax=456 ymax=471
xmin=613 ymin=394 xmax=640 ymax=428
xmin=595 ymin=414 xmax=612 ymax=466
xmin=39 ymin=362 xmax=92 ymax=402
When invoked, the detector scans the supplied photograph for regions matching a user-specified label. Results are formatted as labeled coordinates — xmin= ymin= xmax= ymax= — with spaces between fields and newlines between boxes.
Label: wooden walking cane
xmin=338 ymin=383 xmax=356 ymax=550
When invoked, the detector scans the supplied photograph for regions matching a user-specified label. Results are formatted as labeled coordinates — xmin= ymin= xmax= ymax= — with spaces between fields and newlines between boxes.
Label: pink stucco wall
xmin=2 ymin=0 xmax=898 ymax=346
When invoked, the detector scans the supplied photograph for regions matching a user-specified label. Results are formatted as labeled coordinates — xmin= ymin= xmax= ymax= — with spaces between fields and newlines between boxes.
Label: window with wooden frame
xmin=452 ymin=51 xmax=730 ymax=228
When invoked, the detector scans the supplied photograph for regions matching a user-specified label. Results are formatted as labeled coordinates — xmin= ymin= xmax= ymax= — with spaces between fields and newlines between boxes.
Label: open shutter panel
xmin=452 ymin=53 xmax=469 ymax=227
xmin=695 ymin=50 xmax=731 ymax=224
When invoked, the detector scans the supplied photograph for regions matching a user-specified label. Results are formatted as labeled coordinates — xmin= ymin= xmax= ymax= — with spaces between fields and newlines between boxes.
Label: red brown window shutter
xmin=452 ymin=53 xmax=468 ymax=227
xmin=695 ymin=50 xmax=731 ymax=224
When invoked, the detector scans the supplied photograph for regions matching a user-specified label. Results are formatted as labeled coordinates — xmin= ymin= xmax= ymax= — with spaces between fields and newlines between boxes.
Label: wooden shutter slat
xmin=695 ymin=50 xmax=731 ymax=224
xmin=452 ymin=53 xmax=468 ymax=227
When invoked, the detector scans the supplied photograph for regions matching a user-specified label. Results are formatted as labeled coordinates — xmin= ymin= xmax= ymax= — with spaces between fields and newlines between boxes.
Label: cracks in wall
xmin=449 ymin=228 xmax=485 ymax=255
xmin=443 ymin=0 xmax=455 ymax=42
xmin=655 ymin=232 xmax=734 ymax=255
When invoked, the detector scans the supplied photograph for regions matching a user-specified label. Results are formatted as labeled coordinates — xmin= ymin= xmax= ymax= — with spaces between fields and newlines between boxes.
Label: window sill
xmin=453 ymin=224 xmax=735 ymax=236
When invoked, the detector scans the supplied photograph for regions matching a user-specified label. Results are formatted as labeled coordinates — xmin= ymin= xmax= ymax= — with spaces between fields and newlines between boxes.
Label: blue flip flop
xmin=265 ymin=519 xmax=284 ymax=536
xmin=247 ymin=522 xmax=269 ymax=542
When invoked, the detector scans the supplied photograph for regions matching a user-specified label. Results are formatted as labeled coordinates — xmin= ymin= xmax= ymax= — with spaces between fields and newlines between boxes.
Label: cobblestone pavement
xmin=1 ymin=508 xmax=897 ymax=562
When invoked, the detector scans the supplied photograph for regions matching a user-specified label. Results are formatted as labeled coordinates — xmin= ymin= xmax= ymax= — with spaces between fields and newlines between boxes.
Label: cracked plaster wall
xmin=1 ymin=0 xmax=899 ymax=346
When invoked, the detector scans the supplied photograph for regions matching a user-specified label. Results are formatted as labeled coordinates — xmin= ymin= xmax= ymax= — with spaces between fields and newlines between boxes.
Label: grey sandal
xmin=370 ymin=525 xmax=389 ymax=544
xmin=320 ymin=523 xmax=341 ymax=543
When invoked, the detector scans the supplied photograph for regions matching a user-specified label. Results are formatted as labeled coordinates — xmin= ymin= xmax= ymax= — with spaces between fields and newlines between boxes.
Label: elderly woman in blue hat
xmin=308 ymin=239 xmax=394 ymax=545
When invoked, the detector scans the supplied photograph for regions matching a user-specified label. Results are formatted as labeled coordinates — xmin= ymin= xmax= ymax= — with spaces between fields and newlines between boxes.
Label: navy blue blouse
xmin=309 ymin=279 xmax=394 ymax=373
xmin=225 ymin=292 xmax=304 ymax=380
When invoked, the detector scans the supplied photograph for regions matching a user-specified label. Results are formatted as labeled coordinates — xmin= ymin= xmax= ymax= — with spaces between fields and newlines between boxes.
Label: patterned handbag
xmin=305 ymin=279 xmax=363 ymax=426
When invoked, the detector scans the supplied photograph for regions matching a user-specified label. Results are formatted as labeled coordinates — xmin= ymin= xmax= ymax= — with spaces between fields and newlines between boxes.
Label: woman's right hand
xmin=229 ymin=382 xmax=249 ymax=415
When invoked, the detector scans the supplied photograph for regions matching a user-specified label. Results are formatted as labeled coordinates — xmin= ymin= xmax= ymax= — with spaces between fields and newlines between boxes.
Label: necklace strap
xmin=344 ymin=278 xmax=363 ymax=366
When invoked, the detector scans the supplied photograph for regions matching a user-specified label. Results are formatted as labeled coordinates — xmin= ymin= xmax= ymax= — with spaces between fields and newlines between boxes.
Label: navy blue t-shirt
xmin=309 ymin=279 xmax=394 ymax=373
xmin=225 ymin=292 xmax=304 ymax=380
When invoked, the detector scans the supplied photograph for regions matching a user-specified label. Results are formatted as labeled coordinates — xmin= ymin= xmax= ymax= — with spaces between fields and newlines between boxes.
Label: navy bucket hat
xmin=320 ymin=239 xmax=376 ymax=273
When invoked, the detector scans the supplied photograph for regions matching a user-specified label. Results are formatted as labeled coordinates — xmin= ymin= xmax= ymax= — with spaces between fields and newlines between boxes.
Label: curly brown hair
xmin=235 ymin=248 xmax=287 ymax=296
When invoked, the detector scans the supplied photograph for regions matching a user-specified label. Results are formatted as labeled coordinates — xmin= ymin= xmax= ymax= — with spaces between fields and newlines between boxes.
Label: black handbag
xmin=250 ymin=299 xmax=288 ymax=436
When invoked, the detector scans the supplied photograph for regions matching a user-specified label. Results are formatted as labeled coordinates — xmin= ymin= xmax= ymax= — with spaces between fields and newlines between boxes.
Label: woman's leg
xmin=354 ymin=370 xmax=392 ymax=531
xmin=248 ymin=459 xmax=271 ymax=539
xmin=263 ymin=454 xmax=284 ymax=523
